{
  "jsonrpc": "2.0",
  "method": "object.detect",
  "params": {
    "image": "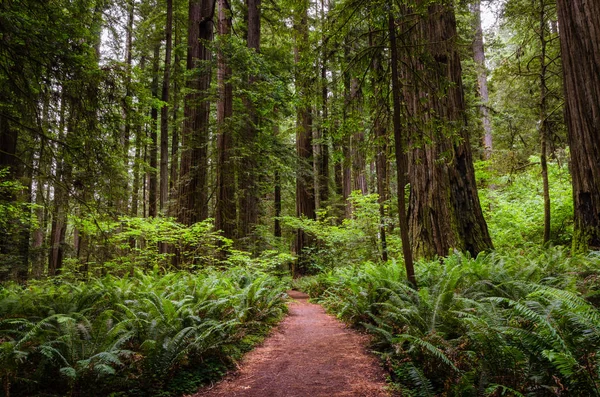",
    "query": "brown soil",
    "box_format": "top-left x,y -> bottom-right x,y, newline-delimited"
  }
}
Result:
192,290 -> 393,397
